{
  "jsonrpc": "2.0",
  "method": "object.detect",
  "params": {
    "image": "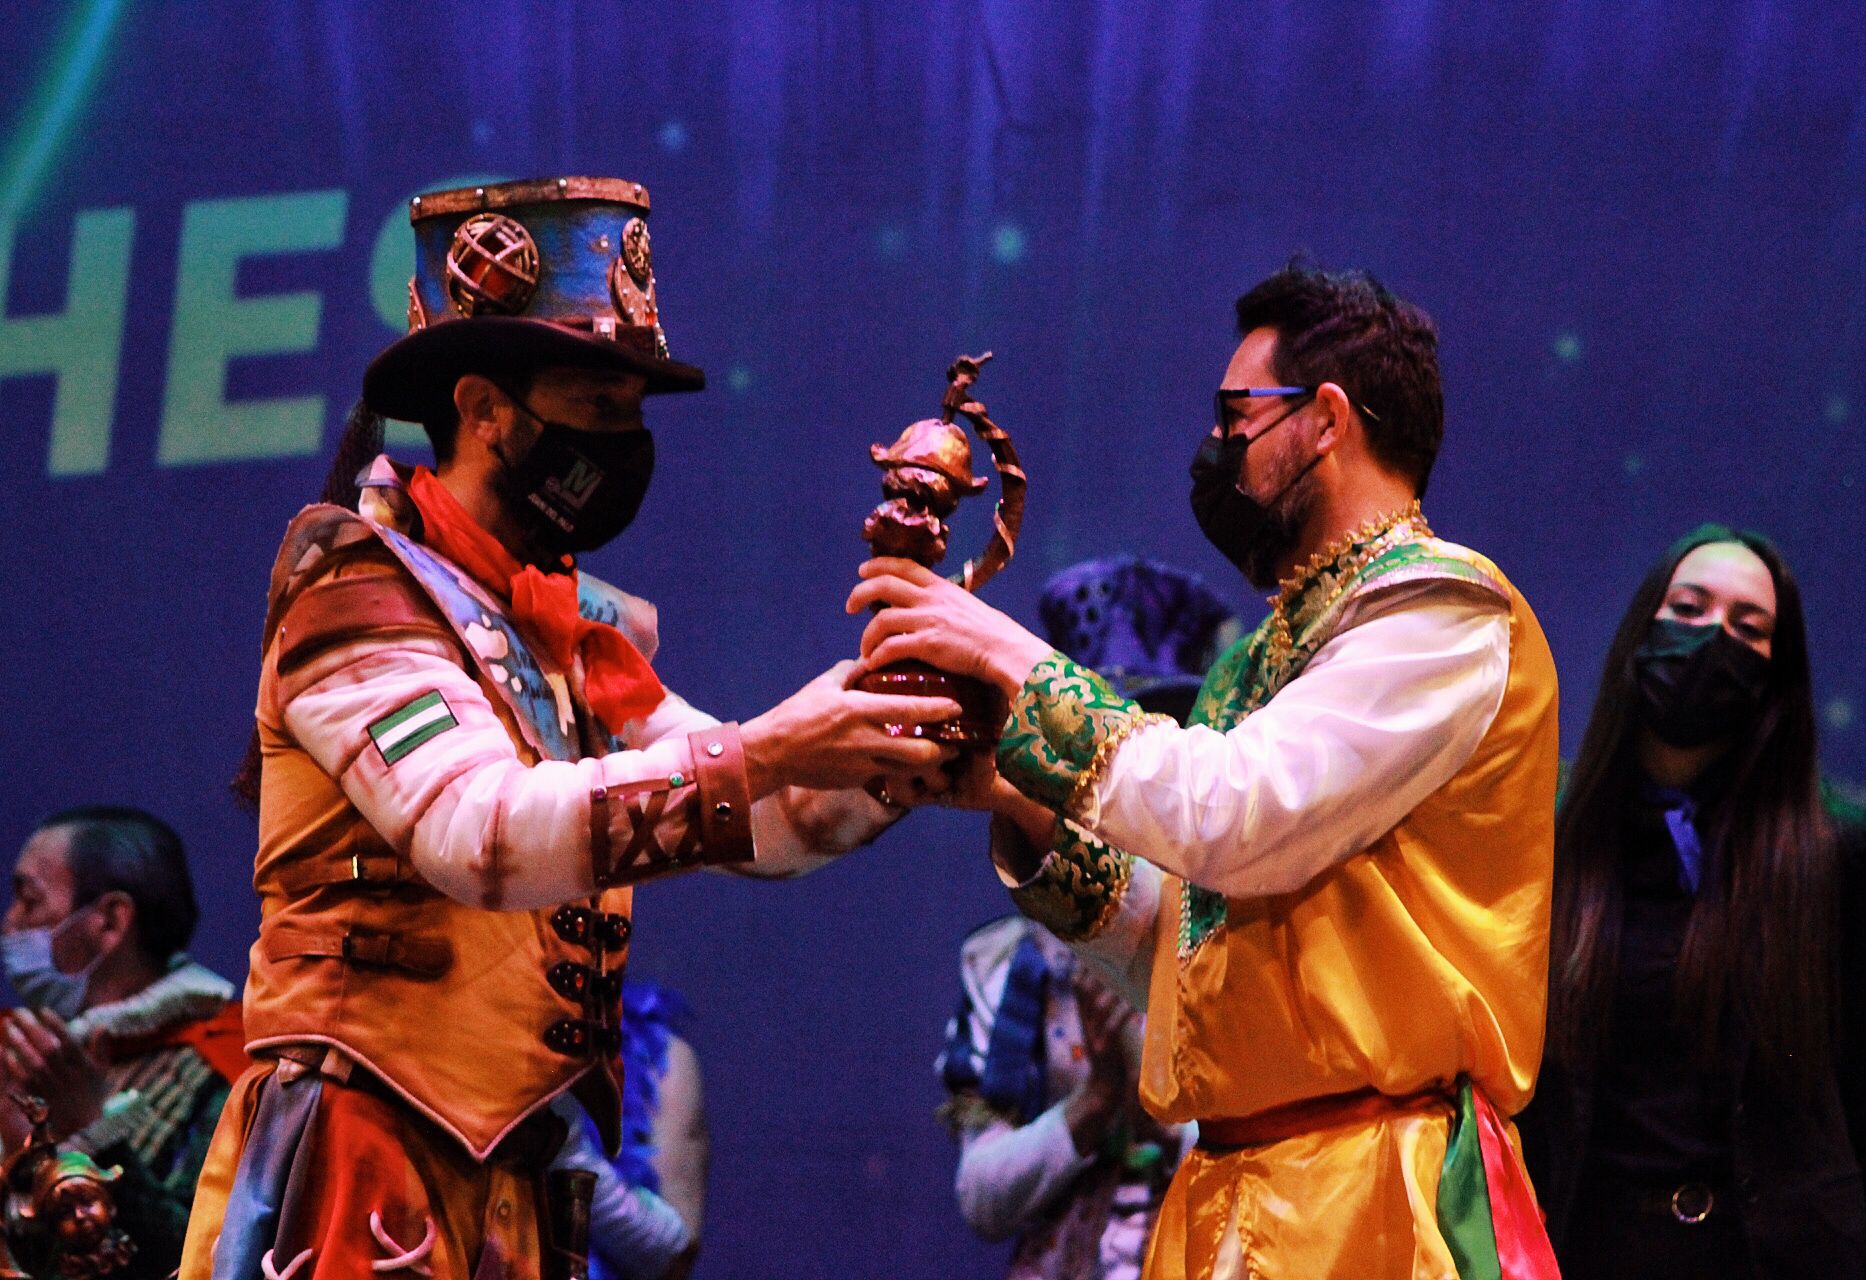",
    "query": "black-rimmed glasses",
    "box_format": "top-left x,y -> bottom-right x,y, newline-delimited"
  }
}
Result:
1214,385 -> 1382,436
1214,386 -> 1312,436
